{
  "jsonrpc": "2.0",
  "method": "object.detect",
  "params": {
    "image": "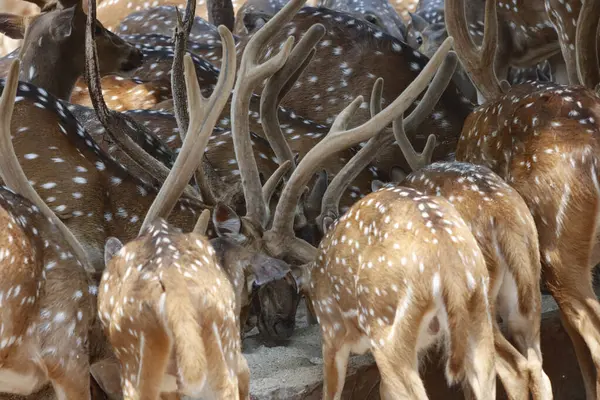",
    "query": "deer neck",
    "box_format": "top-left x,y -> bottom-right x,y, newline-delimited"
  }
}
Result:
19,49 -> 82,101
